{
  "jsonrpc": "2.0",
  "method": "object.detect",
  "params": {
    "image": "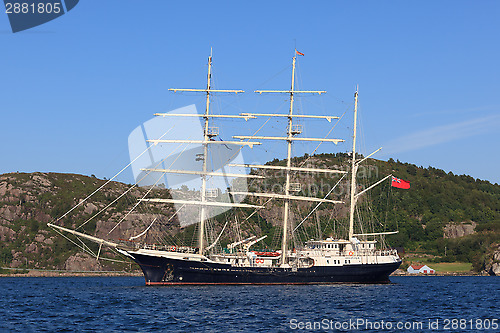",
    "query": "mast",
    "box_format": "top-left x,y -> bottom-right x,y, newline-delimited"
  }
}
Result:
348,88 -> 359,241
236,49 -> 339,266
47,51 -> 271,258
154,49 -> 252,255
198,51 -> 213,254
280,53 -> 296,265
